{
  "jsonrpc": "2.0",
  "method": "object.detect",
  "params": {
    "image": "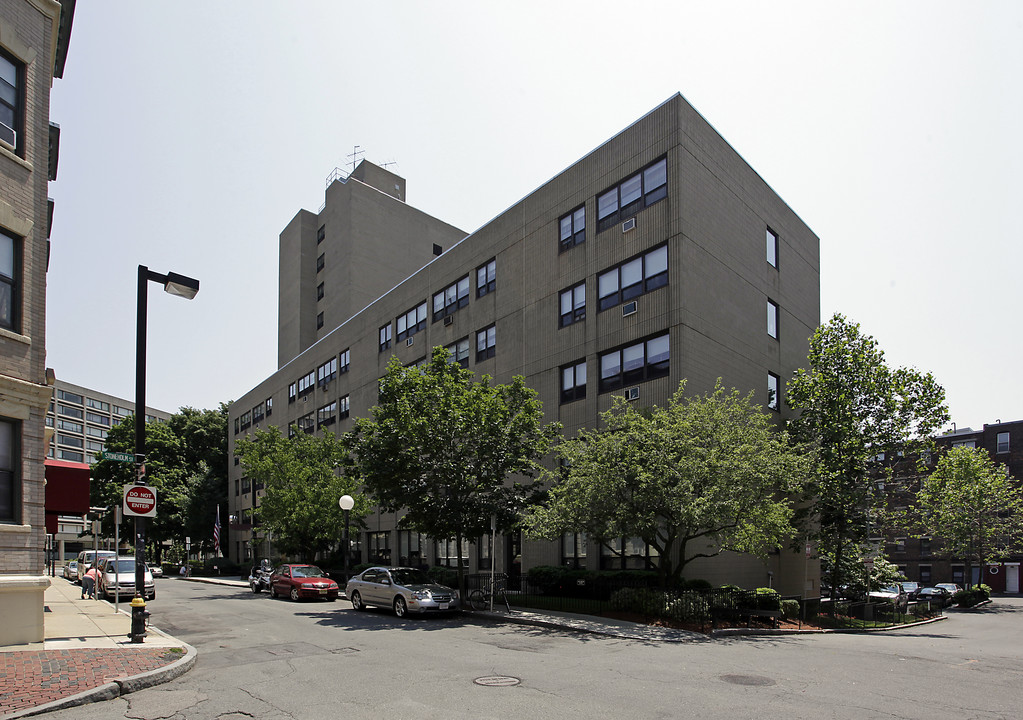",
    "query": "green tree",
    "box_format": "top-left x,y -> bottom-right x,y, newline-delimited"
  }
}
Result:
90,416 -> 188,564
916,446 -> 1023,587
168,405 -> 230,551
235,425 -> 367,562
525,381 -> 811,587
786,314 -> 948,604
347,347 -> 561,593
